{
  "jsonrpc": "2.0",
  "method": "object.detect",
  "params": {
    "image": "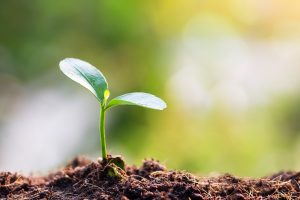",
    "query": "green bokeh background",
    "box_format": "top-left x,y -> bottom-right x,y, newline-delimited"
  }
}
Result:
1,0 -> 300,177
